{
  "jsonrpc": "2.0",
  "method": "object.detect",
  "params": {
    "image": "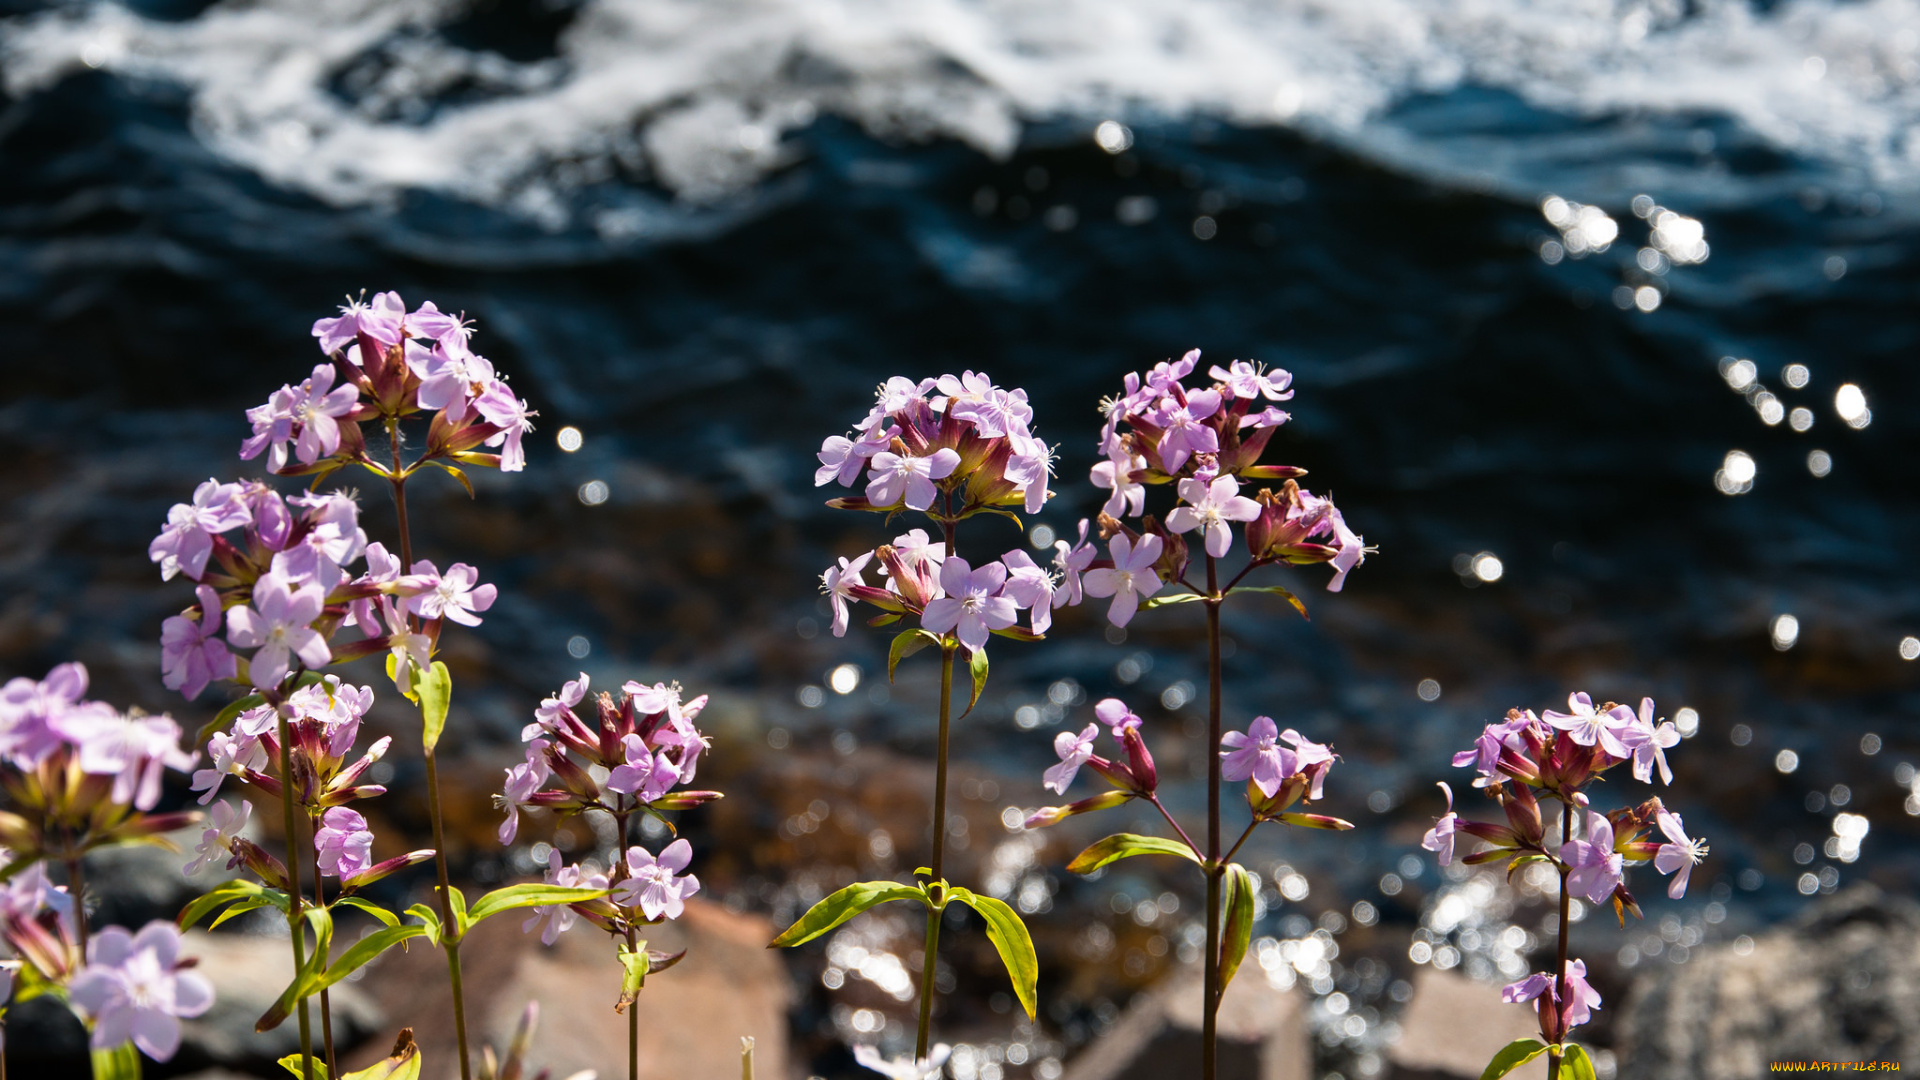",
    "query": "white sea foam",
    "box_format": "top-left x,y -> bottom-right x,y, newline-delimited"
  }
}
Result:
7,0 -> 1920,219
